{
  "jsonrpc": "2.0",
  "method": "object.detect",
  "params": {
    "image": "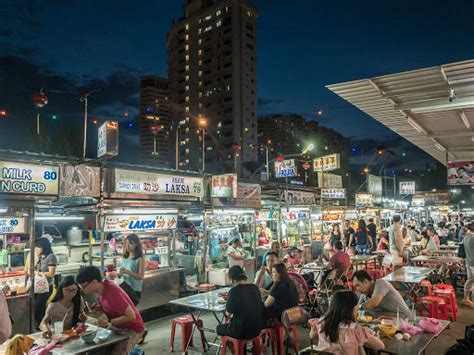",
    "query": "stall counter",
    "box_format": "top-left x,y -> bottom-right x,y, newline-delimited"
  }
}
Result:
138,267 -> 184,311
7,293 -> 31,334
